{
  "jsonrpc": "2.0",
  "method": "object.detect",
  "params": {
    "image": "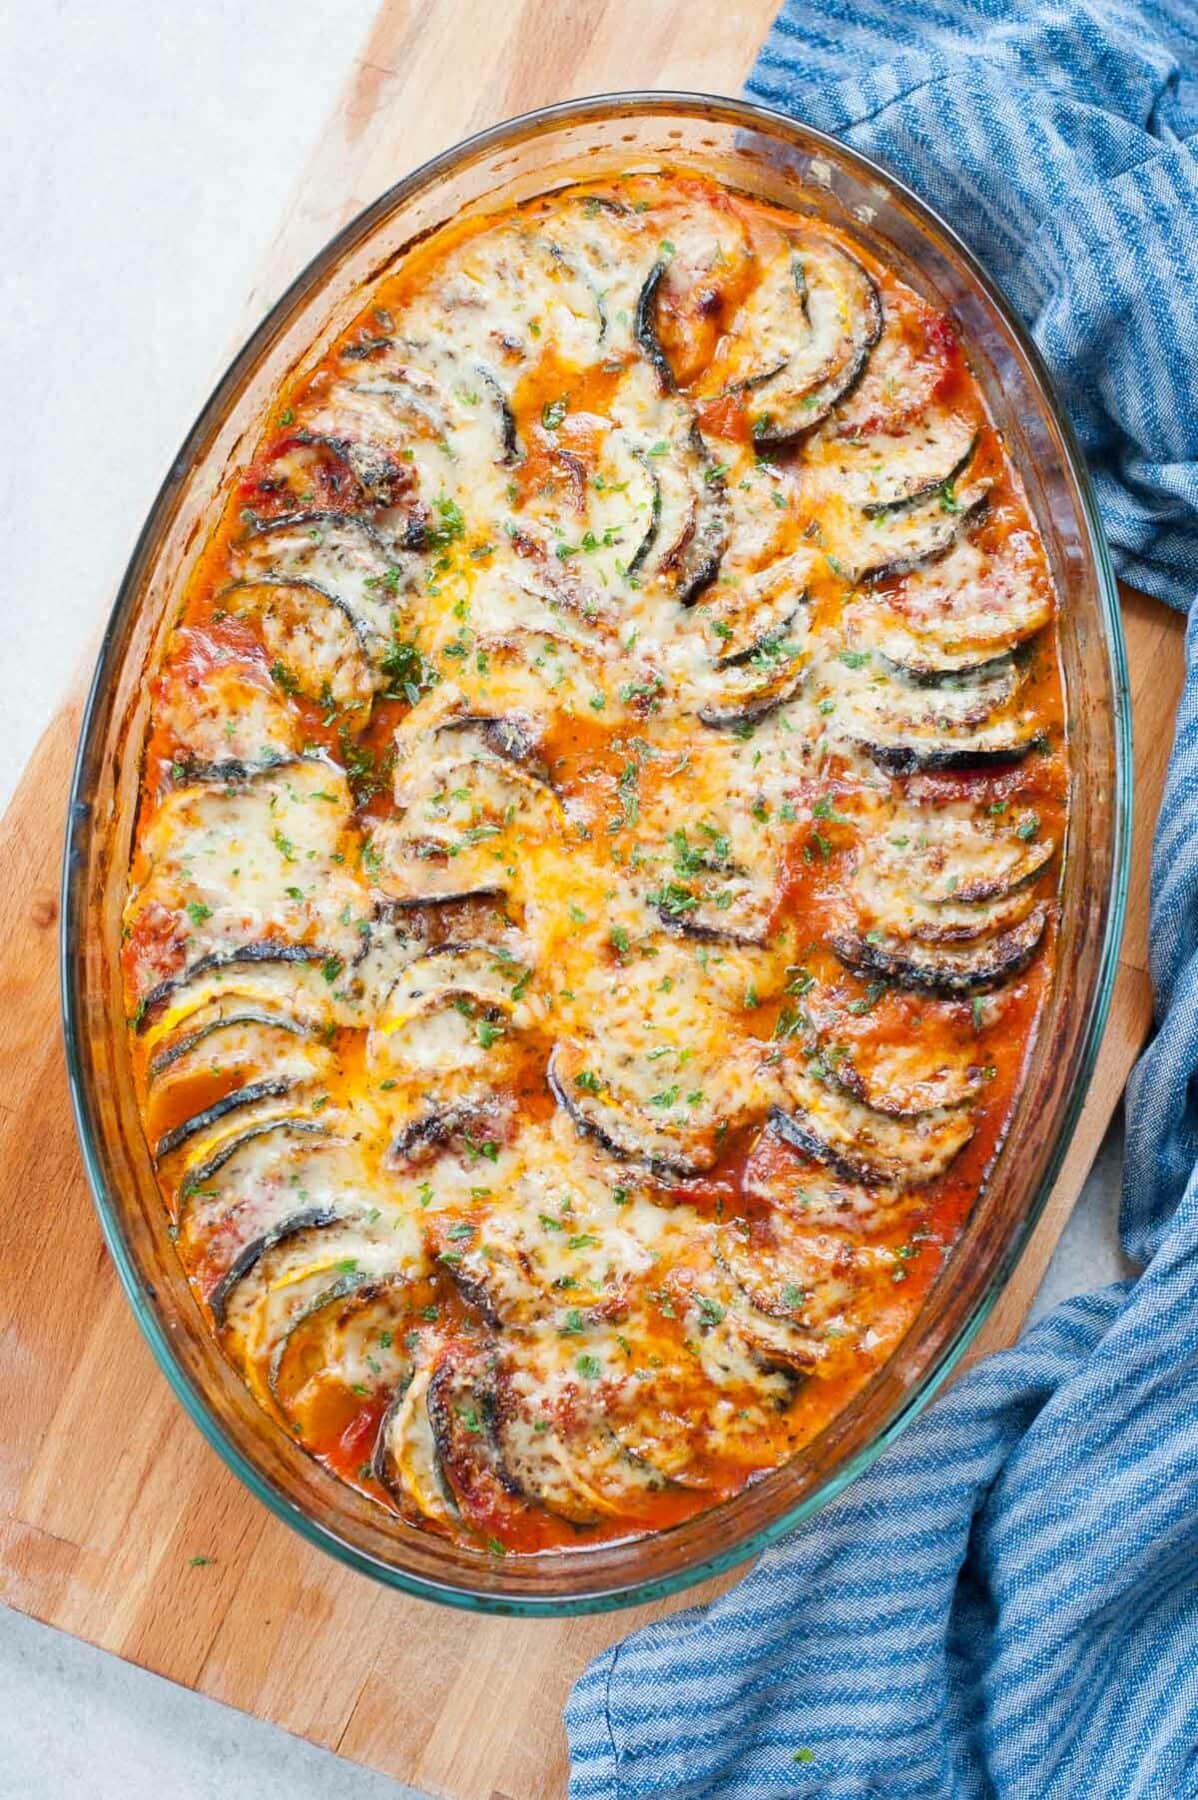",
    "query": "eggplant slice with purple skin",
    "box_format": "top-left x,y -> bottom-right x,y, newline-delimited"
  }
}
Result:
220,577 -> 377,705
425,1342 -> 522,1534
491,1357 -> 668,1526
547,1042 -> 715,1179
832,902 -> 1049,997
770,1060 -> 974,1188
230,510 -> 414,651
